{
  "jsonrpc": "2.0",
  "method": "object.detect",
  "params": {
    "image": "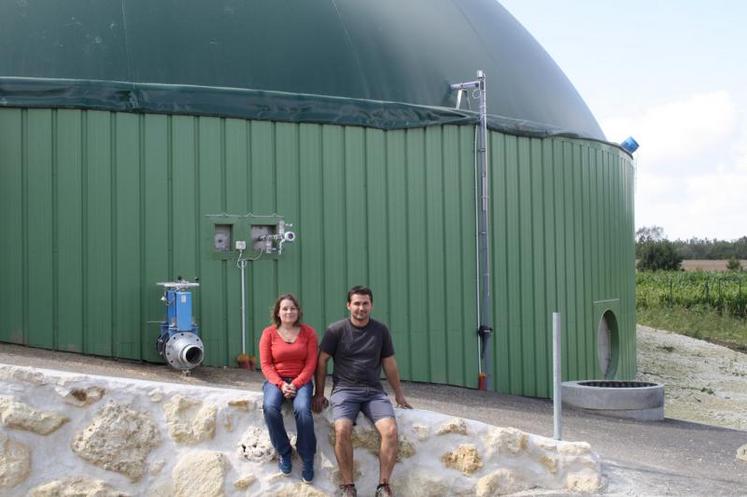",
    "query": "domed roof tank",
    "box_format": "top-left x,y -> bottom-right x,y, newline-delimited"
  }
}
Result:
0,0 -> 604,140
